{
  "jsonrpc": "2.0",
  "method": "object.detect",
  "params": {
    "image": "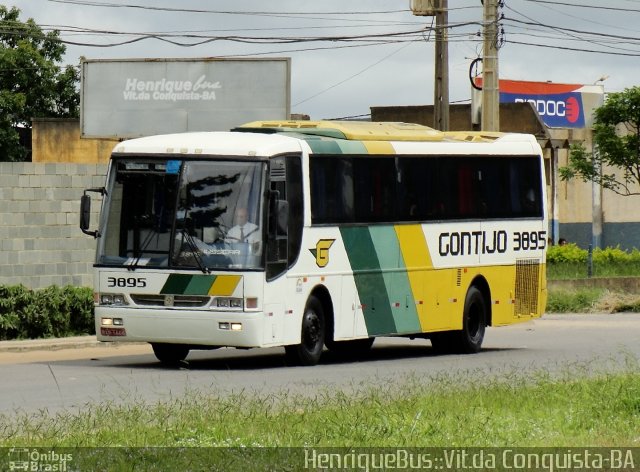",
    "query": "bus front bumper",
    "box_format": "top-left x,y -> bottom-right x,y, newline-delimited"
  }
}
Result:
95,306 -> 267,348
